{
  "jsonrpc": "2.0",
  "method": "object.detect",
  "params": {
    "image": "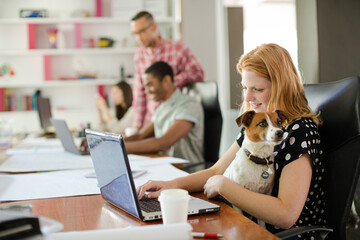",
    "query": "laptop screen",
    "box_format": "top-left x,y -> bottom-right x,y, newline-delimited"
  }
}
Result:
85,130 -> 142,219
37,97 -> 52,130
